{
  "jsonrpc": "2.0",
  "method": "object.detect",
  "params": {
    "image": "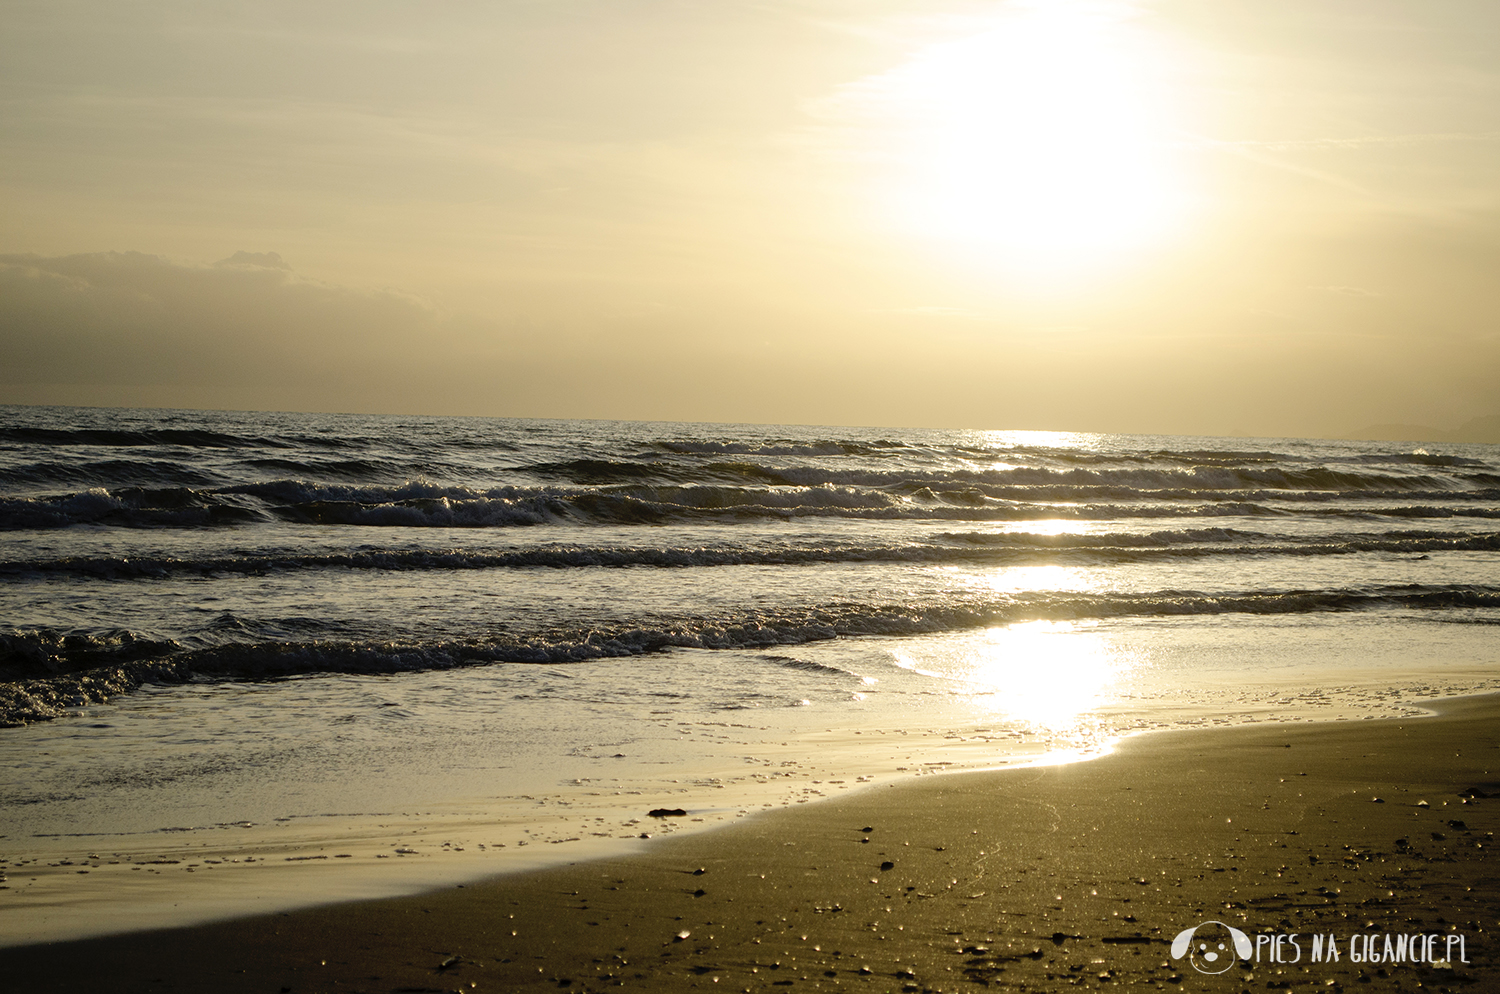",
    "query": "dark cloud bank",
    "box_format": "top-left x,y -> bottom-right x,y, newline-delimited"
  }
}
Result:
0,250 -> 481,415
